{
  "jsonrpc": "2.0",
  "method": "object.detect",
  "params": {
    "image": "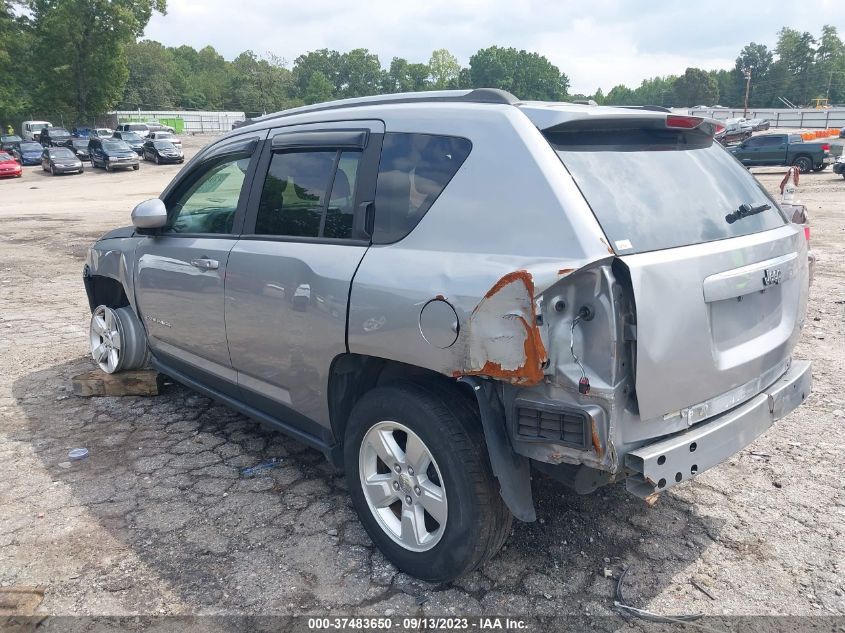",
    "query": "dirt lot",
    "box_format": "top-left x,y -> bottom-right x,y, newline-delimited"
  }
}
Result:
0,134 -> 843,627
